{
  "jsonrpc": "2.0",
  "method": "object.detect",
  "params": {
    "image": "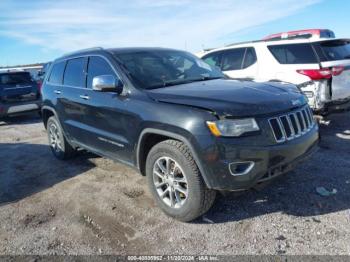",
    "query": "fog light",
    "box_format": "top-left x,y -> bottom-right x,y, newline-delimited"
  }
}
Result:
229,161 -> 255,176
